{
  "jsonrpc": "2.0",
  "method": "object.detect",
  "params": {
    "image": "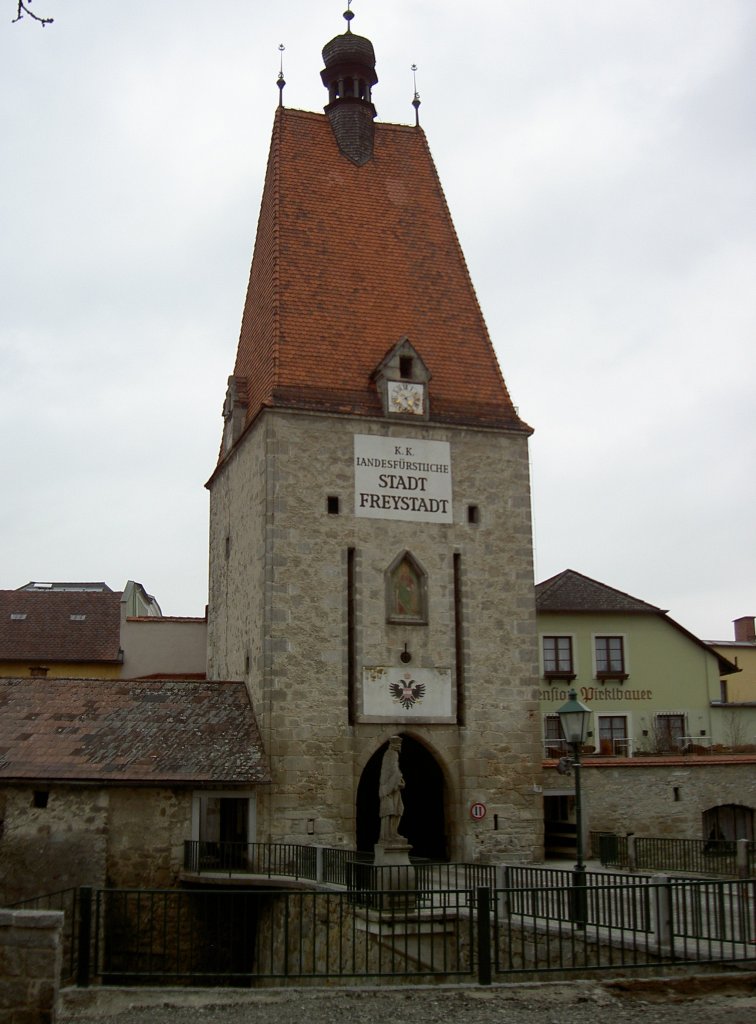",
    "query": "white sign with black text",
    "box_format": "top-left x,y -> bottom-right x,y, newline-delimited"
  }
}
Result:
354,435 -> 453,523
